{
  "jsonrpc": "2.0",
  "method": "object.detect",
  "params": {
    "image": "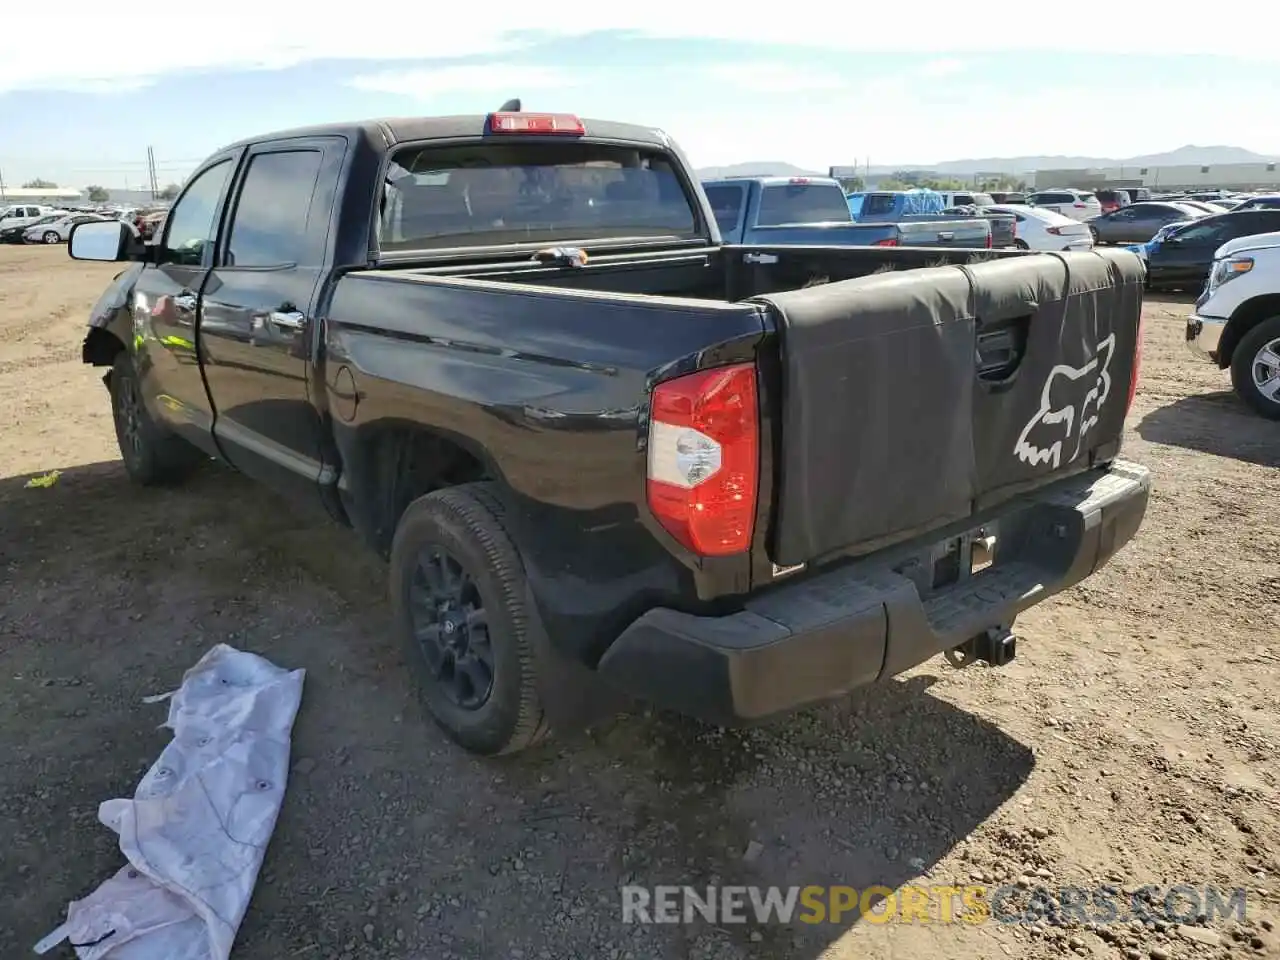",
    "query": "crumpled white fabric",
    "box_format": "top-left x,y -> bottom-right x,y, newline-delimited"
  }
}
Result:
35,644 -> 305,960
